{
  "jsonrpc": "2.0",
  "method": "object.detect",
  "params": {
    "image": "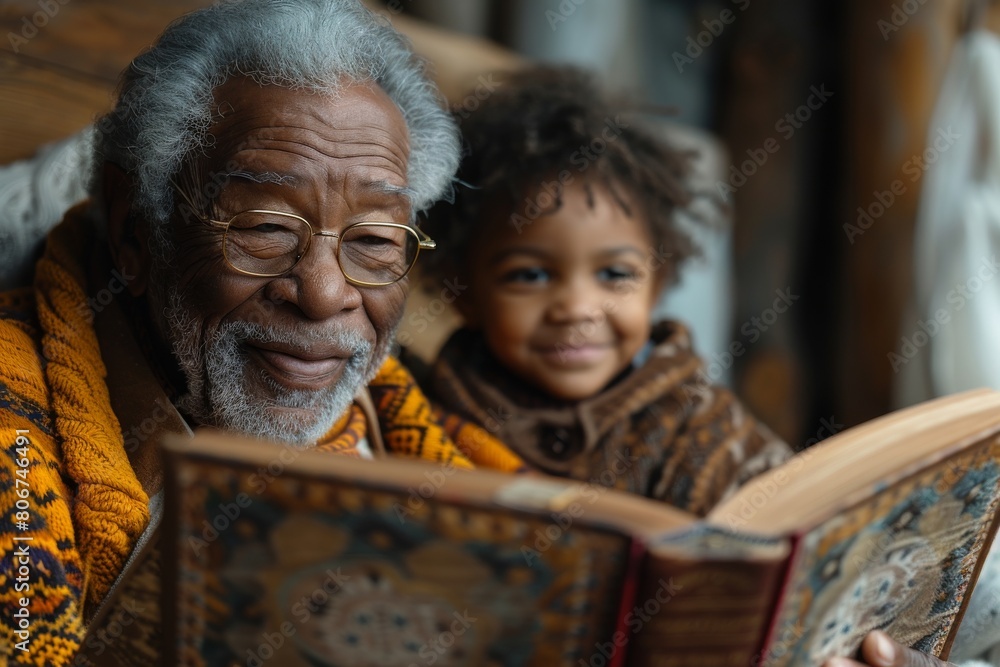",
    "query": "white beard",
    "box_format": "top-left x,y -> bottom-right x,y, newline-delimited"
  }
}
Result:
159,286 -> 391,447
